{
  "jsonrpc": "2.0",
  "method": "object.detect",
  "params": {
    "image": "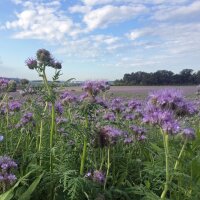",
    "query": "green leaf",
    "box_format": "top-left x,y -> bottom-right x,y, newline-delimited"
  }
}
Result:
0,171 -> 33,200
18,173 -> 44,200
